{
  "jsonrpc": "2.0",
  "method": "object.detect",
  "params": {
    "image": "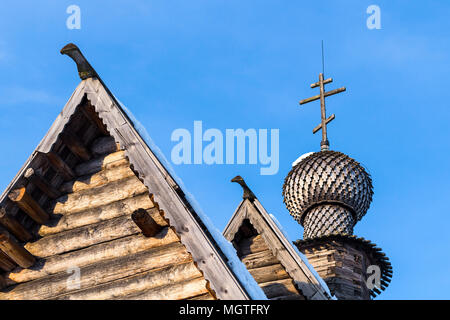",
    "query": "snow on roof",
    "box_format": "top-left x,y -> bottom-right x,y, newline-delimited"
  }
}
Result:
117,100 -> 267,300
292,152 -> 314,167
